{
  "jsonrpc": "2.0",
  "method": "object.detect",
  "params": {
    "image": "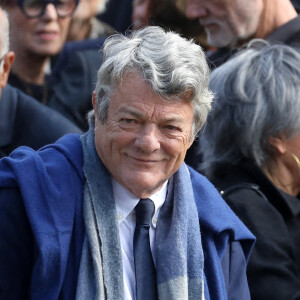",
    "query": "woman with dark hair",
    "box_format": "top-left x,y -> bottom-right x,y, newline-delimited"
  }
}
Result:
199,41 -> 300,299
